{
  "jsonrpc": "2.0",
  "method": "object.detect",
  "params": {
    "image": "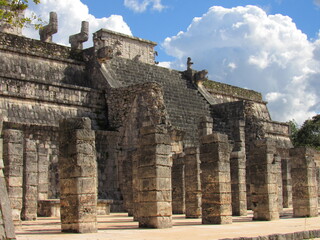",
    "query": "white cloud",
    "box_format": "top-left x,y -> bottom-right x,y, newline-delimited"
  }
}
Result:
314,0 -> 320,7
23,0 -> 132,48
158,61 -> 171,68
162,5 -> 320,124
124,0 -> 165,13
